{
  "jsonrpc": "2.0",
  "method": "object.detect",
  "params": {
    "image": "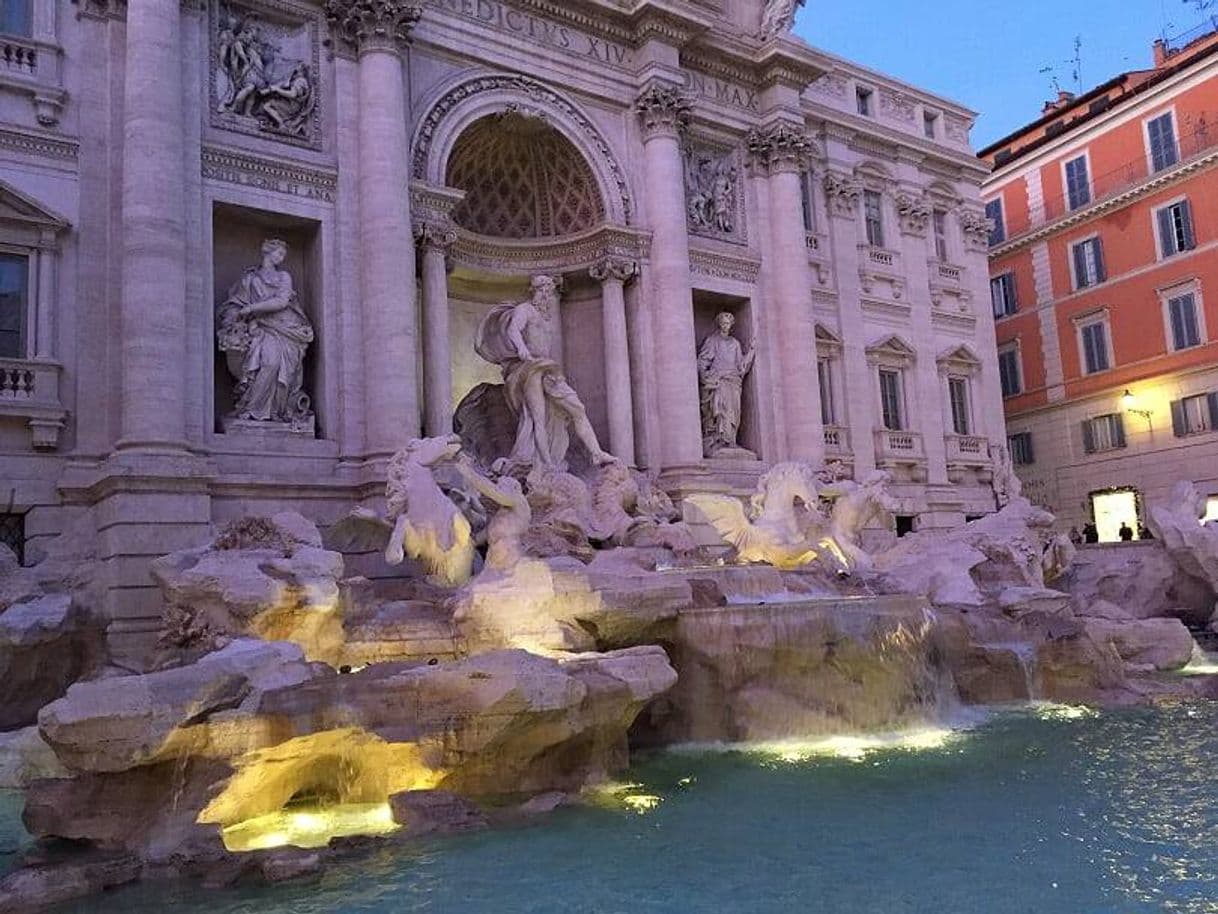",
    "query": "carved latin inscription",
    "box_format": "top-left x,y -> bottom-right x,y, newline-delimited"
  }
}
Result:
431,0 -> 632,67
